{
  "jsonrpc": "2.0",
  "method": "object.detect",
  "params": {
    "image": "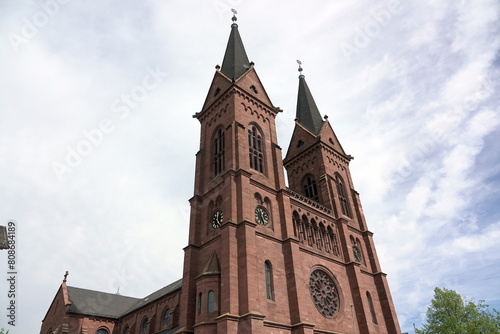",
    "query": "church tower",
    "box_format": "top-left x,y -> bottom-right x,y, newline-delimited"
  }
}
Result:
177,14 -> 401,334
